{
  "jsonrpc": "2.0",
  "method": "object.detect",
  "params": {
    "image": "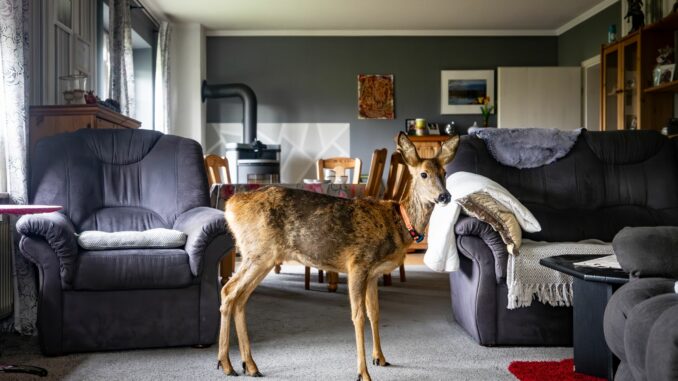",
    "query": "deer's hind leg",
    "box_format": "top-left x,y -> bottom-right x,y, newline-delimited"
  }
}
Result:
218,269 -> 243,376
218,257 -> 274,376
348,267 -> 371,381
366,276 -> 389,367
233,258 -> 273,377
